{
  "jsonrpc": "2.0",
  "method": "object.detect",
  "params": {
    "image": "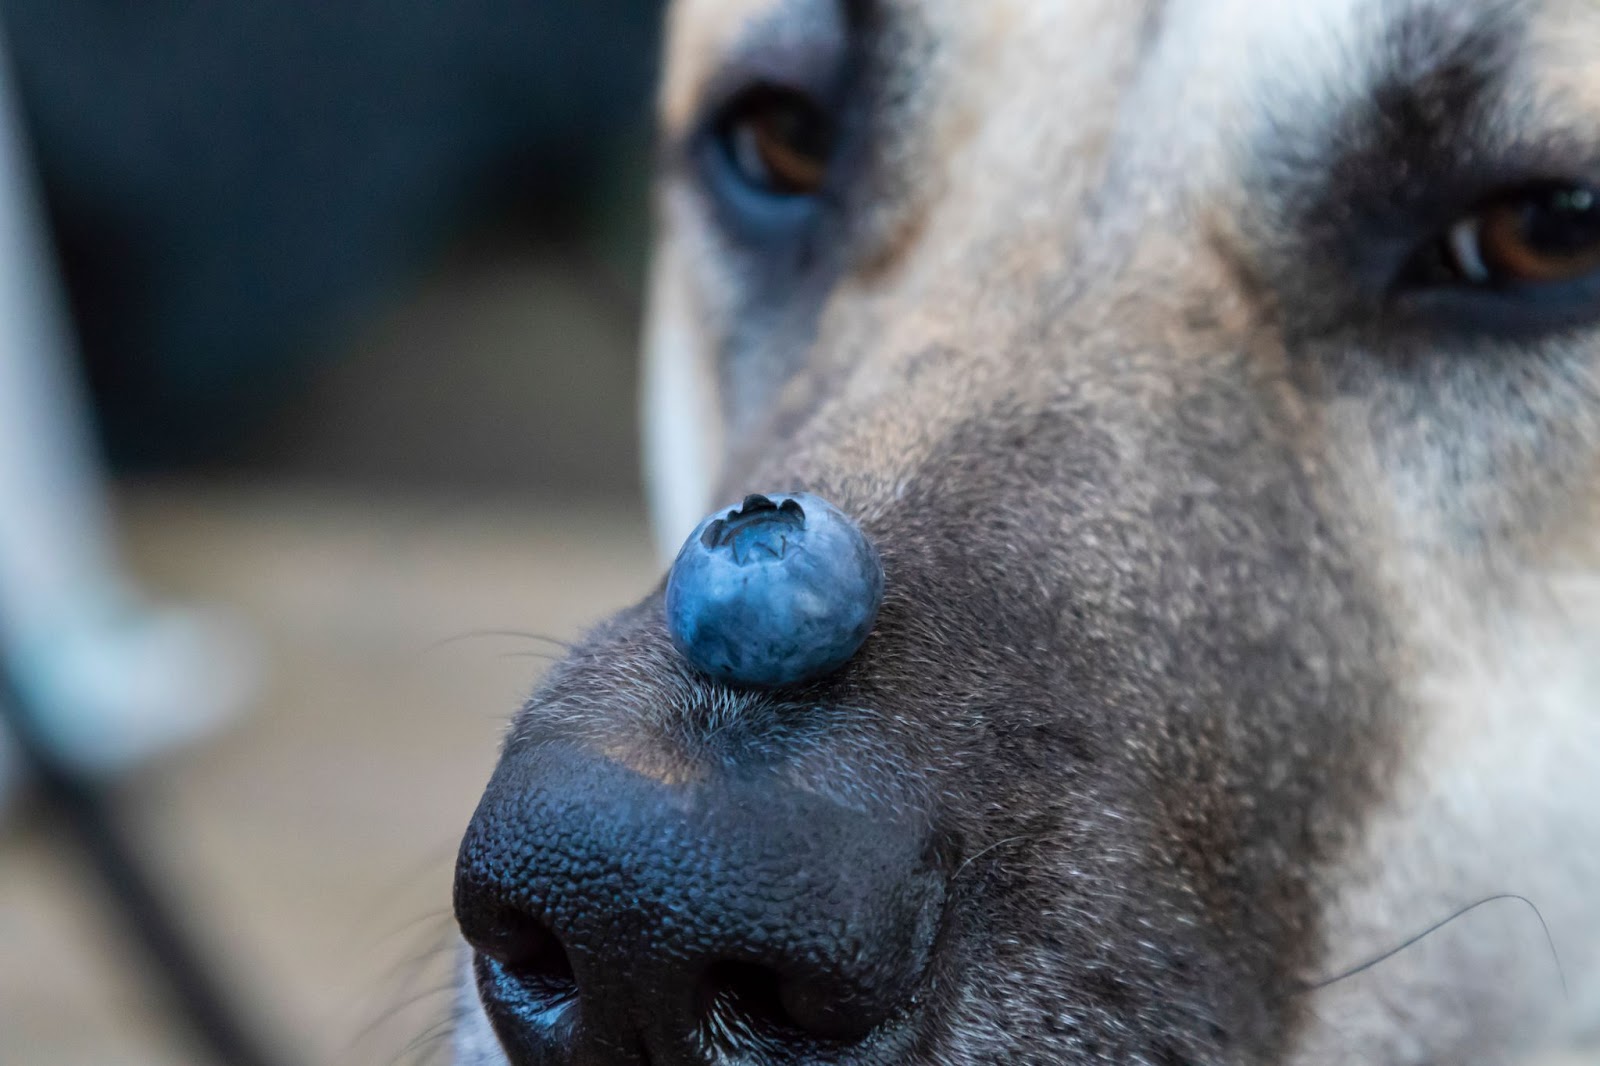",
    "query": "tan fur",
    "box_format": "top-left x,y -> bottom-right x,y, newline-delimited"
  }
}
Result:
455,2 -> 1600,1062
660,0 -> 788,131
1525,0 -> 1600,115
651,0 -> 1600,1058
